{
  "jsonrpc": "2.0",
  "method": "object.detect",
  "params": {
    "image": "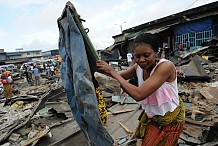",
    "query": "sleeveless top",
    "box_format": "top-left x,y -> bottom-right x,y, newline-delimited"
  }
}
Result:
136,59 -> 179,118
